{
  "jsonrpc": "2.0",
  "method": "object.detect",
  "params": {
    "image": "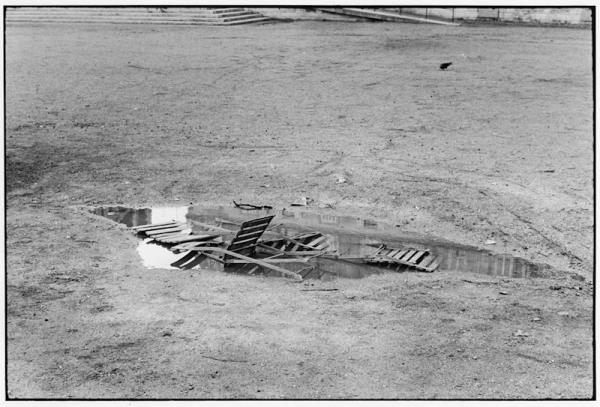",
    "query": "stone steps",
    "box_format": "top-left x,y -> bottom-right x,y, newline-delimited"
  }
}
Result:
5,7 -> 272,26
